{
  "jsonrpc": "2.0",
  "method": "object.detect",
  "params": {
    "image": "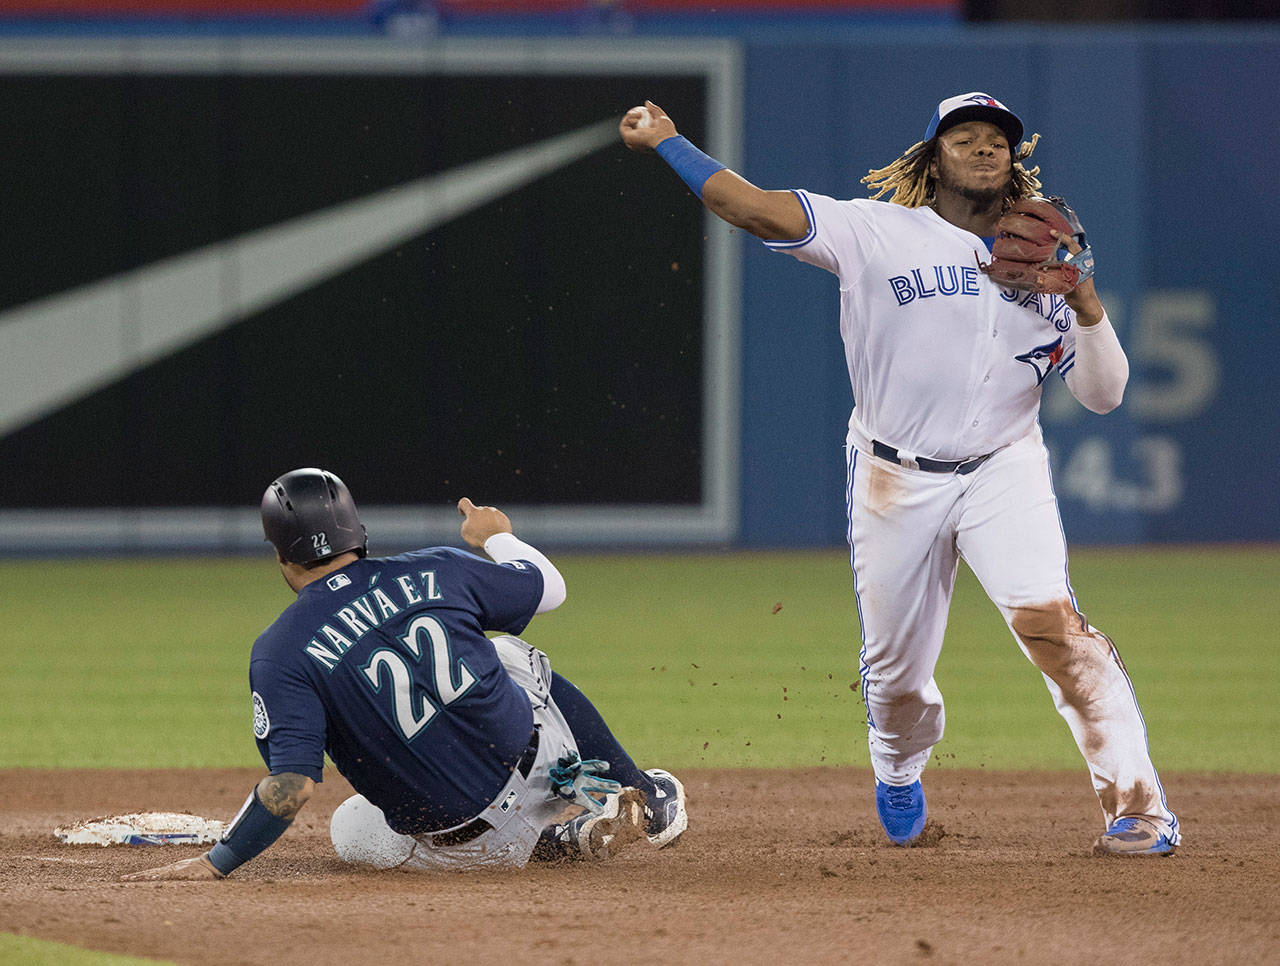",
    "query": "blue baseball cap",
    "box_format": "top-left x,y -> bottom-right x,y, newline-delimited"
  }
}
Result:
924,92 -> 1023,147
